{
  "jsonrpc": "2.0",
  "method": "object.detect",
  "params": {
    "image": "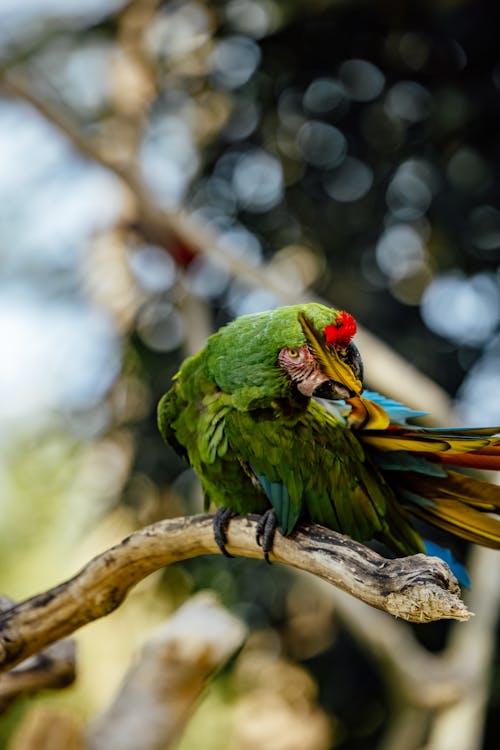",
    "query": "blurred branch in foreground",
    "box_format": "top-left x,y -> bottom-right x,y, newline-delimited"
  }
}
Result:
87,592 -> 247,750
8,593 -> 246,750
0,596 -> 76,713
